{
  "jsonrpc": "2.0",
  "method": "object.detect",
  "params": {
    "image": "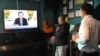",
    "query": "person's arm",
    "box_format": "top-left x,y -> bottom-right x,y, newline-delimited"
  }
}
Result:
25,19 -> 28,25
75,19 -> 89,44
24,18 -> 28,25
14,19 -> 17,24
14,18 -> 19,25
